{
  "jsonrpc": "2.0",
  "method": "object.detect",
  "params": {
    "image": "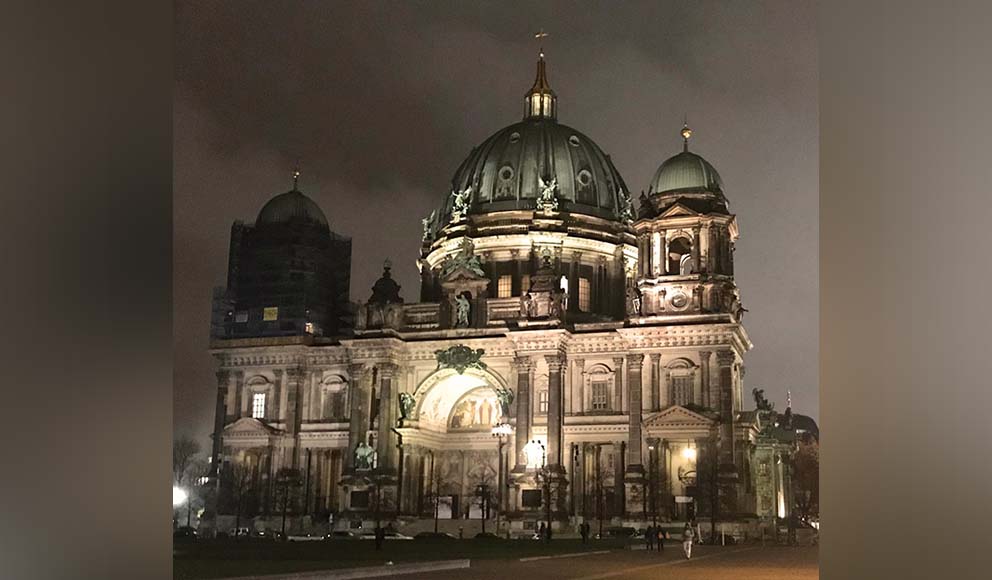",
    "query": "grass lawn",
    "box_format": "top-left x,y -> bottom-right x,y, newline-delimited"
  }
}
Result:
173,538 -> 631,579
